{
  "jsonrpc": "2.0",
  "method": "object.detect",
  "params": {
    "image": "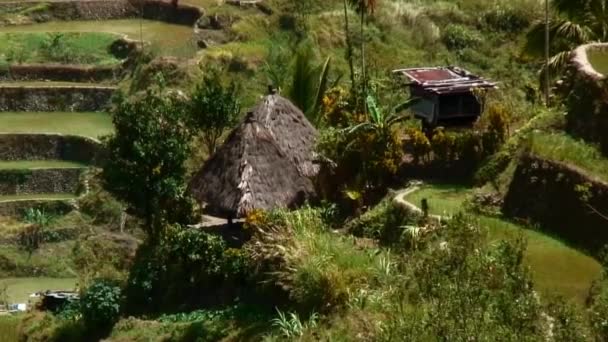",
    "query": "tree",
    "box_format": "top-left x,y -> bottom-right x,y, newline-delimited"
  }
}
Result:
190,68 -> 241,155
526,0 -> 608,85
102,81 -> 194,242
